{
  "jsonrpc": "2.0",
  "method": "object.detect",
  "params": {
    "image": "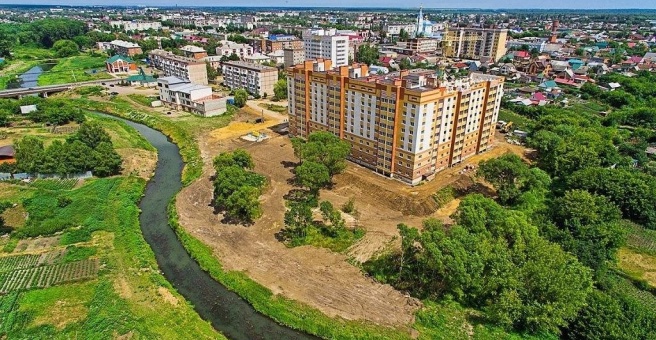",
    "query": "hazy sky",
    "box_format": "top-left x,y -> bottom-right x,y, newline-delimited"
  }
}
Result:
0,0 -> 655,9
